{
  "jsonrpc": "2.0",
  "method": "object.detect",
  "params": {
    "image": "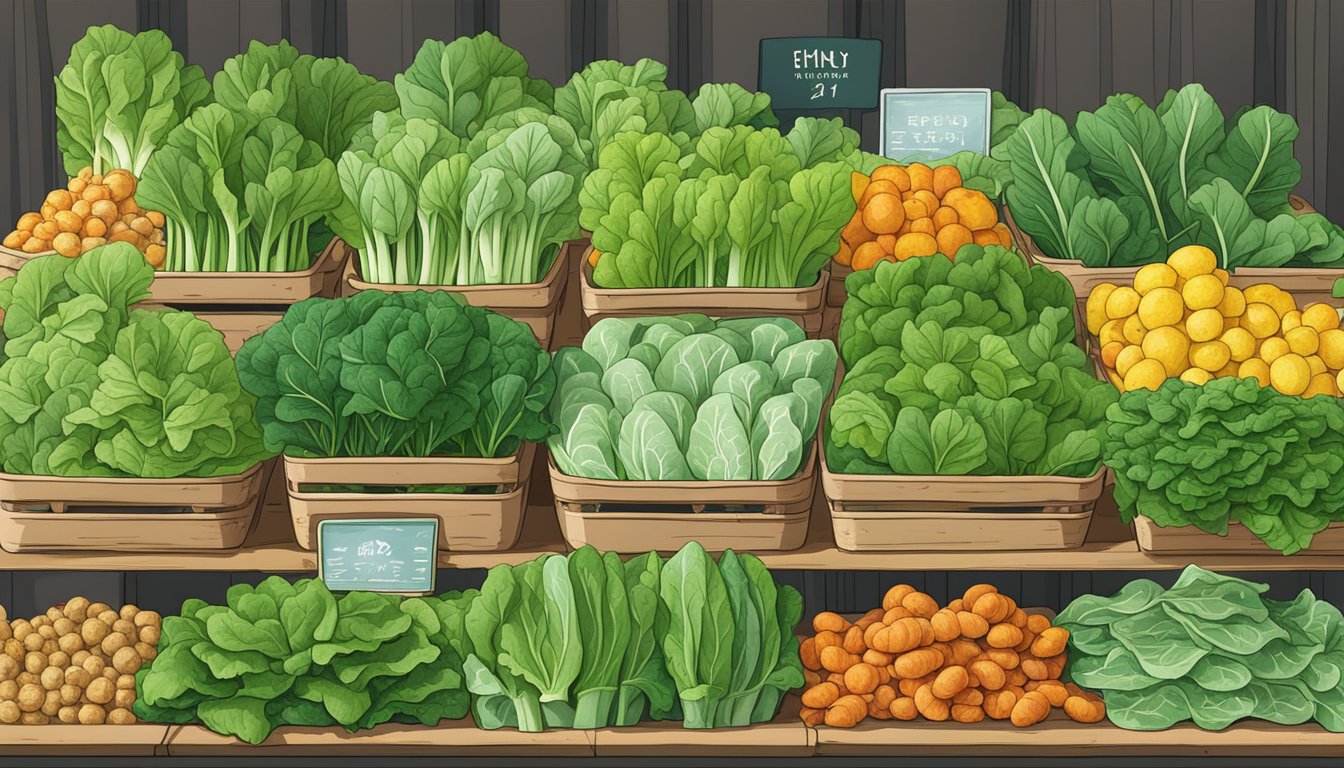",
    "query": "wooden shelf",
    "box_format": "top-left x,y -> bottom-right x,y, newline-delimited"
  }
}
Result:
0,724 -> 168,756
3,468 -> 1343,572
812,715 -> 1344,757
163,720 -> 594,757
